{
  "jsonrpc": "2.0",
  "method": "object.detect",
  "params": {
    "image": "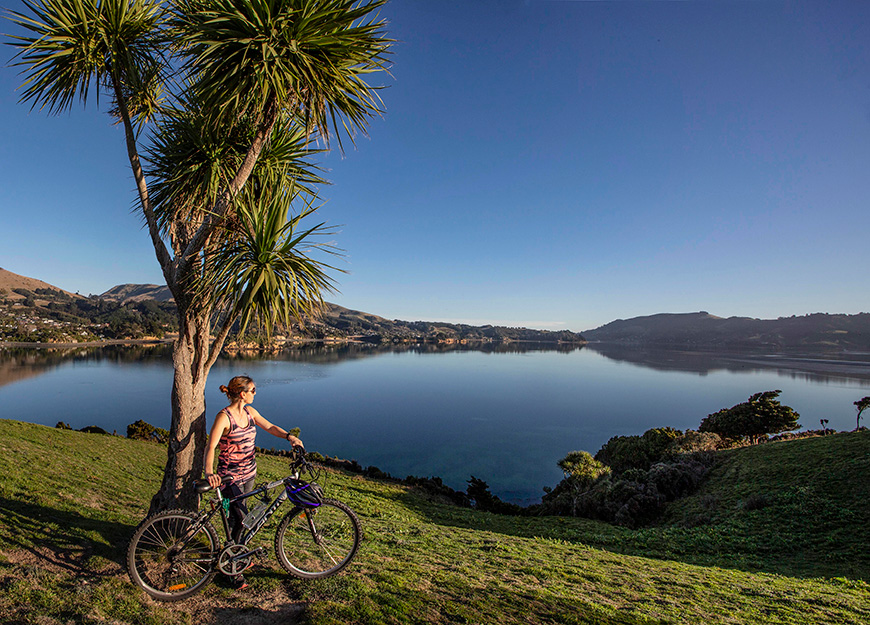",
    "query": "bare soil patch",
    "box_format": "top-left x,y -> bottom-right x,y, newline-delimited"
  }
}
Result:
0,547 -> 305,625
